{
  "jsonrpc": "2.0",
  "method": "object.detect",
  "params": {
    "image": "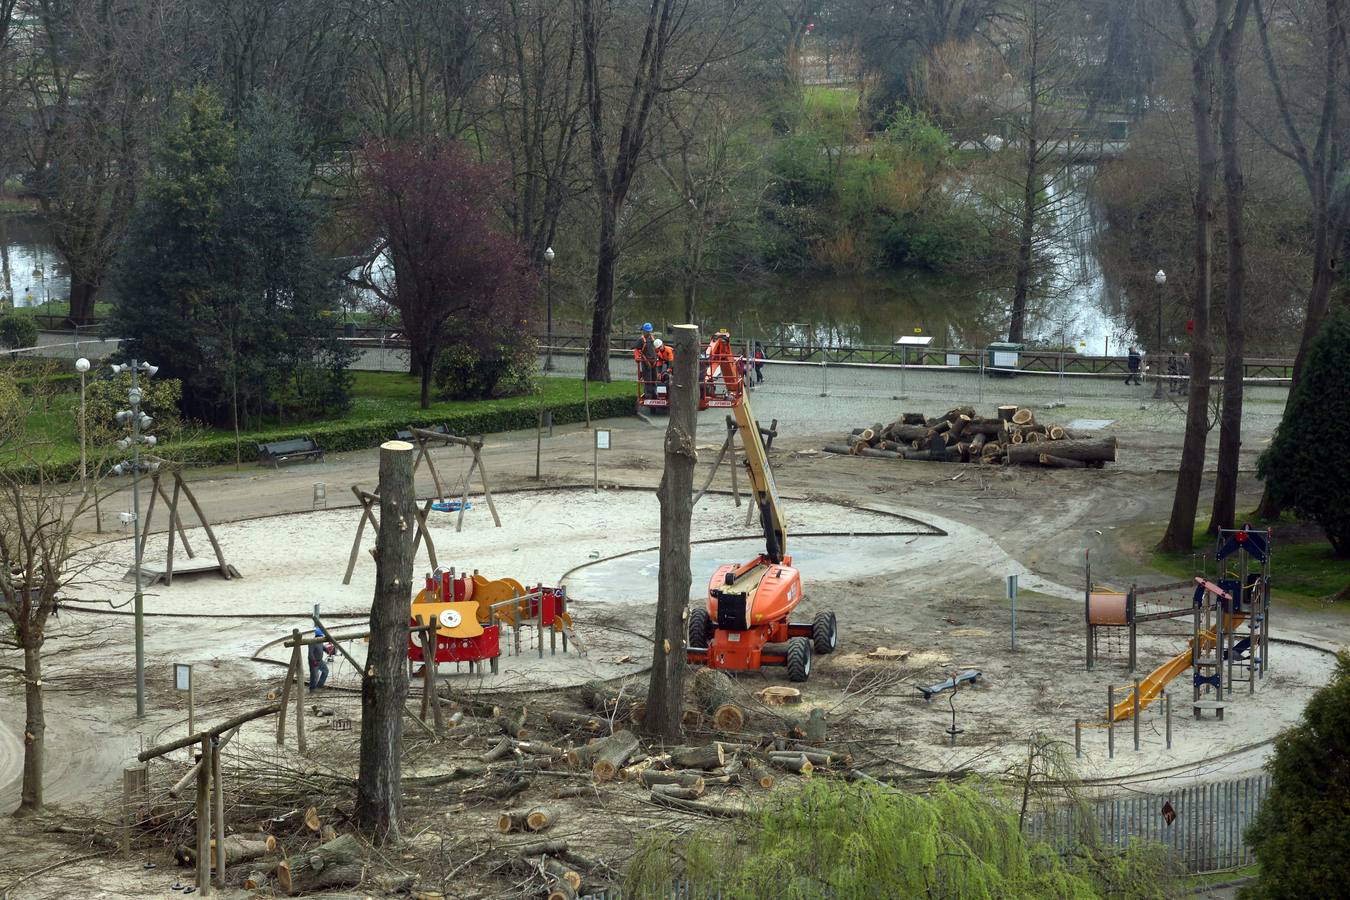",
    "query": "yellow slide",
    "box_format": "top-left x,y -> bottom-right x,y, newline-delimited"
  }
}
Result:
1111,614 -> 1245,721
